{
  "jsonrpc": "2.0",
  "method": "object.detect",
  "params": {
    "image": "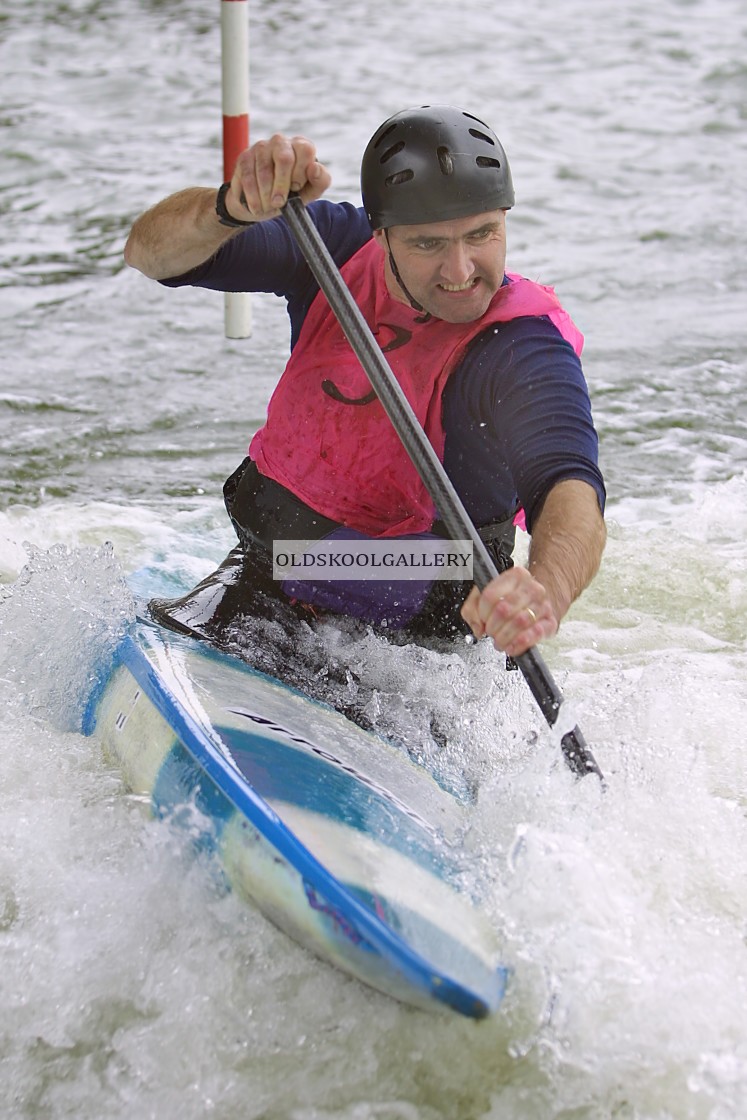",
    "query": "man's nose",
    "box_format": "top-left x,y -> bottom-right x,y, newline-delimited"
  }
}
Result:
440,241 -> 473,284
